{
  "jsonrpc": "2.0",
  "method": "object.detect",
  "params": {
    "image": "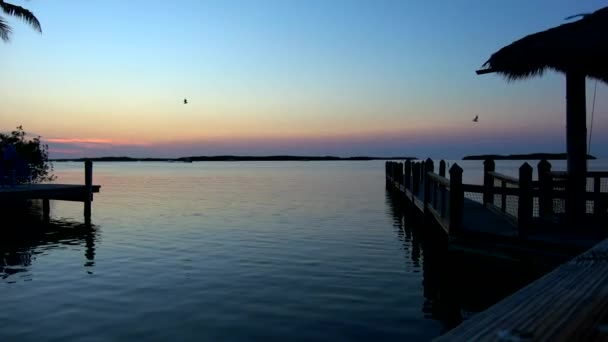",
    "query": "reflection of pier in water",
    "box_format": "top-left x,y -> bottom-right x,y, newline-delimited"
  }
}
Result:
385,190 -> 549,335
0,201 -> 98,282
